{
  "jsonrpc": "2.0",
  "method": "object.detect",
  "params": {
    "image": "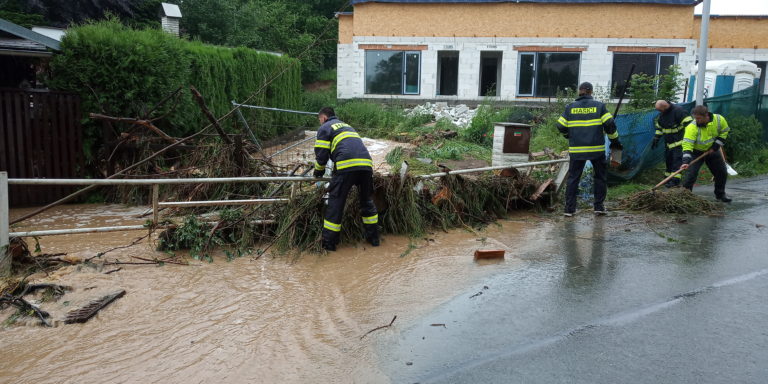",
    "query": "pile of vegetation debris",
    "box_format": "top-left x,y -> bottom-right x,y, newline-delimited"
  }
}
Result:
617,188 -> 723,215
159,171 -> 553,255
